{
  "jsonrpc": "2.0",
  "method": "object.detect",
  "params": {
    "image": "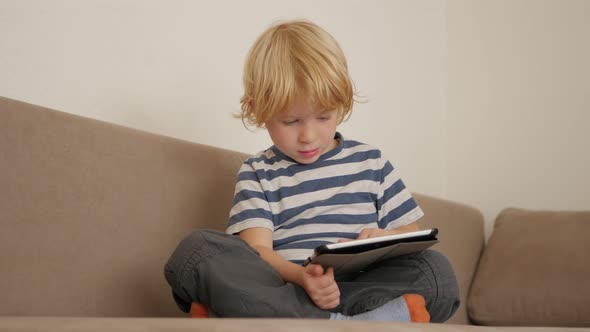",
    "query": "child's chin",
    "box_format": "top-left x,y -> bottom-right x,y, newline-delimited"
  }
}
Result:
295,157 -> 318,165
